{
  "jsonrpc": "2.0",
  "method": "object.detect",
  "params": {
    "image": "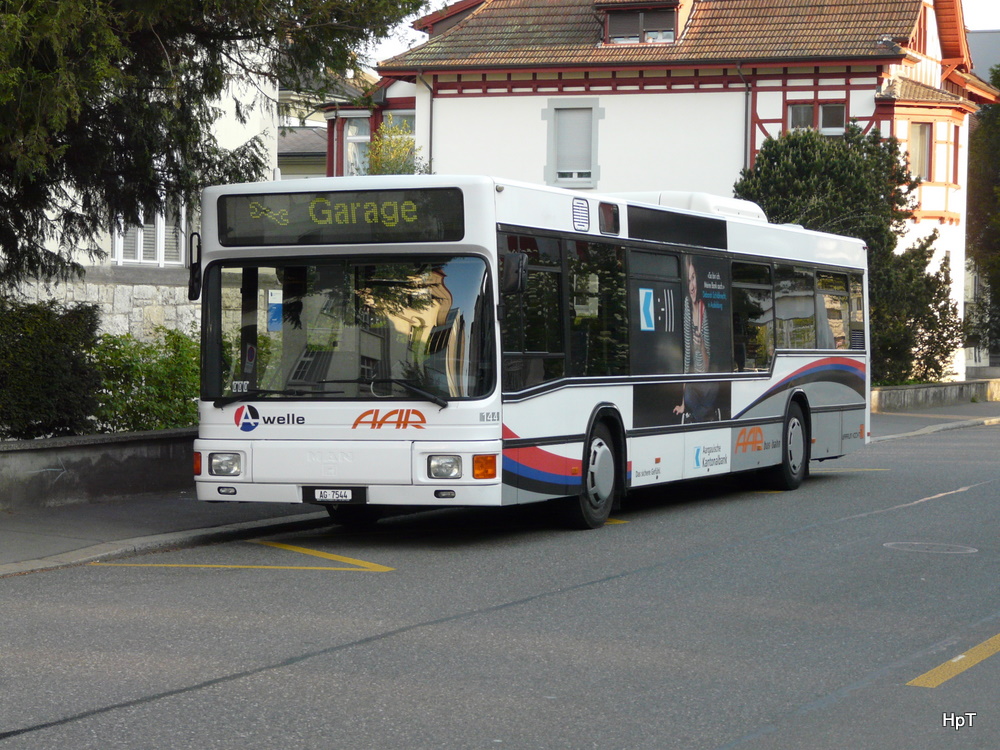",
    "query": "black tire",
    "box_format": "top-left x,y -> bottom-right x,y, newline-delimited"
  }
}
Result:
766,402 -> 809,490
559,423 -> 620,529
327,505 -> 381,527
